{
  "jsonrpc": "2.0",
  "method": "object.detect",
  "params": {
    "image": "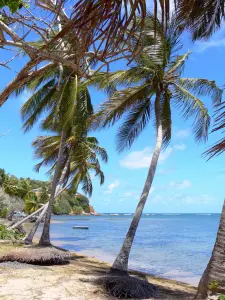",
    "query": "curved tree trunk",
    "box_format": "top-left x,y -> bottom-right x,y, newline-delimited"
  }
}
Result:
196,200 -> 225,299
111,93 -> 163,273
39,129 -> 67,246
24,204 -> 48,244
